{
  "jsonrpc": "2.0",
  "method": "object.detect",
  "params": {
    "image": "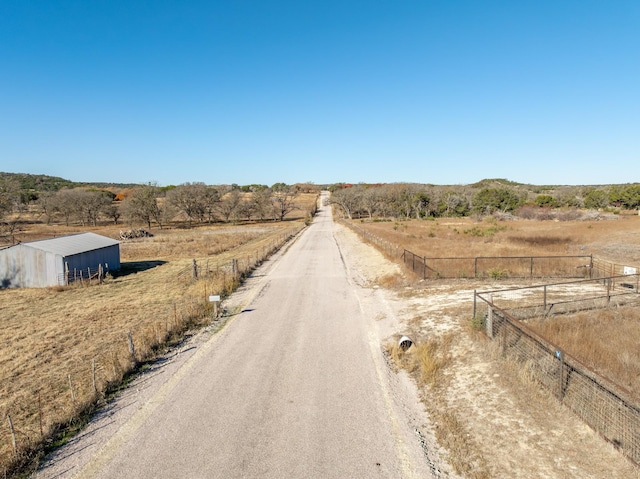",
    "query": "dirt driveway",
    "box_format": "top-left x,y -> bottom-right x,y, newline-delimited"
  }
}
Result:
332,223 -> 640,479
